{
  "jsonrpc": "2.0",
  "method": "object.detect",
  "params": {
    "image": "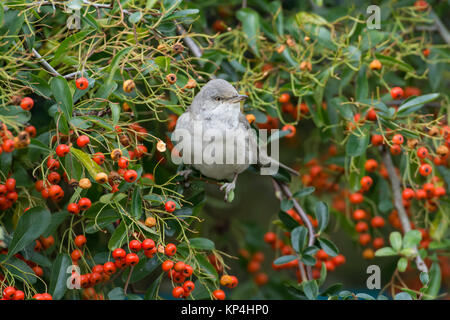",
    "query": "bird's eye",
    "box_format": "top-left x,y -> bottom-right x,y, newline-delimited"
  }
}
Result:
215,96 -> 221,101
